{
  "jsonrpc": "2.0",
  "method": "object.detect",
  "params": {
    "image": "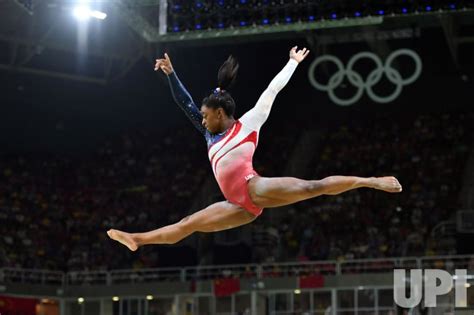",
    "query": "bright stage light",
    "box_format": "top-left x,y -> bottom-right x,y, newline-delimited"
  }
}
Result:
90,10 -> 107,20
73,6 -> 91,21
73,6 -> 107,21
